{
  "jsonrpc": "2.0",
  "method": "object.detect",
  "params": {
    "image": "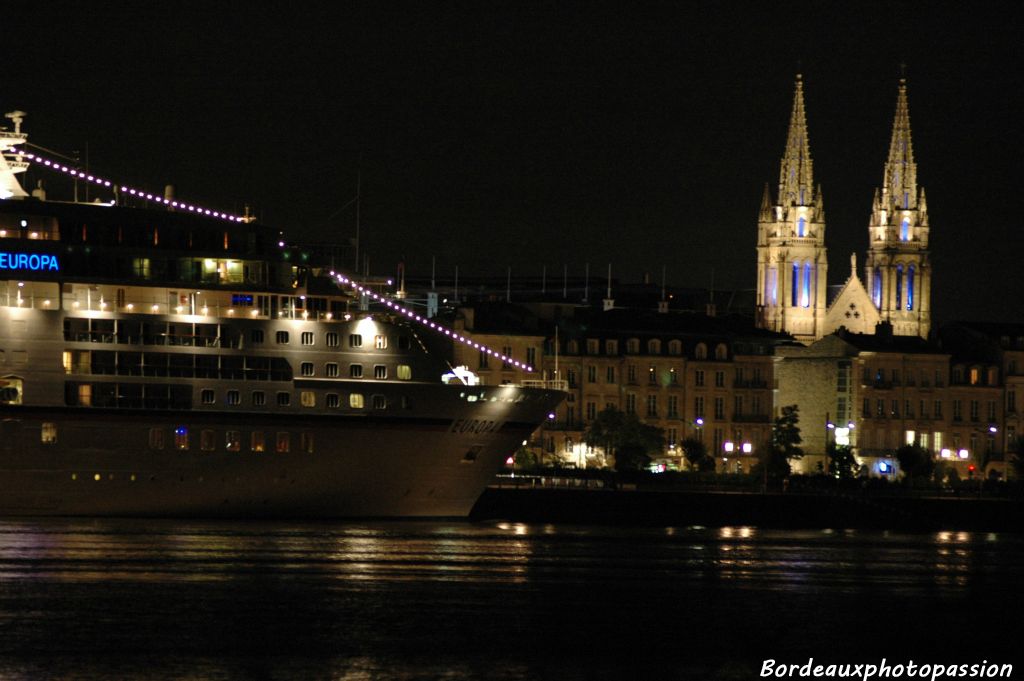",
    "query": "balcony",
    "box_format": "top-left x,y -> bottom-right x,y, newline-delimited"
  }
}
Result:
733,379 -> 768,389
